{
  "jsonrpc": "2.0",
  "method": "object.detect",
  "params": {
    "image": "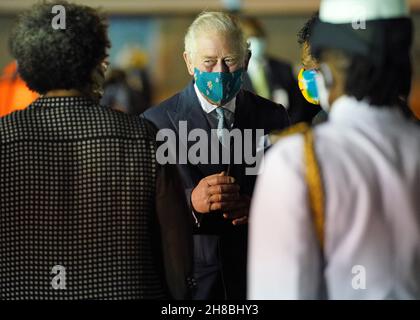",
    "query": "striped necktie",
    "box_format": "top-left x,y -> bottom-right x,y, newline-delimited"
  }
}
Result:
215,107 -> 227,146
